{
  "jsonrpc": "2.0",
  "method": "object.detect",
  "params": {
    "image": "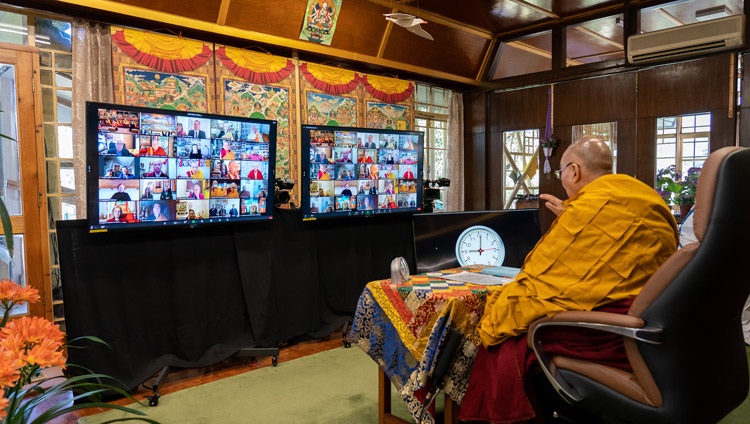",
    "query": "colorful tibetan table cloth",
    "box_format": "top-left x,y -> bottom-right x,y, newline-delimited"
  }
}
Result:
349,266 -> 495,423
